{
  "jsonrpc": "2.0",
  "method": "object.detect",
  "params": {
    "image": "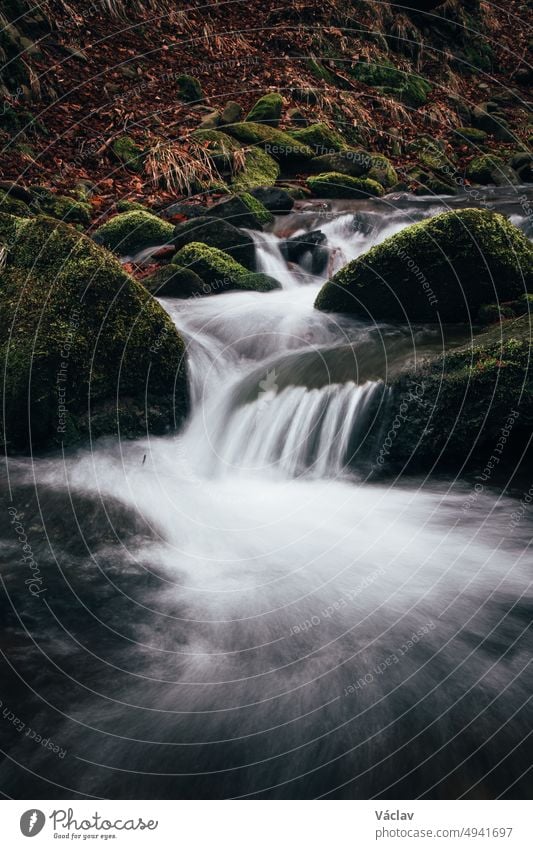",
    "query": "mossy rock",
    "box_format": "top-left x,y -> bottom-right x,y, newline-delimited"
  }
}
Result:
115,200 -> 152,213
223,122 -> 313,164
466,154 -> 517,186
377,315 -> 532,475
0,189 -> 31,217
208,192 -> 273,229
453,126 -> 488,146
0,214 -> 188,452
367,155 -> 398,188
198,111 -> 221,130
33,193 -> 92,226
315,208 -> 533,322
409,135 -> 456,178
231,148 -> 280,192
93,210 -> 174,255
306,172 -> 384,199
172,215 -> 256,268
289,122 -> 346,154
177,74 -> 203,103
111,136 -> 145,172
173,242 -> 281,293
142,264 -> 205,297
245,93 -> 283,126
309,149 -> 372,177
351,60 -> 431,107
